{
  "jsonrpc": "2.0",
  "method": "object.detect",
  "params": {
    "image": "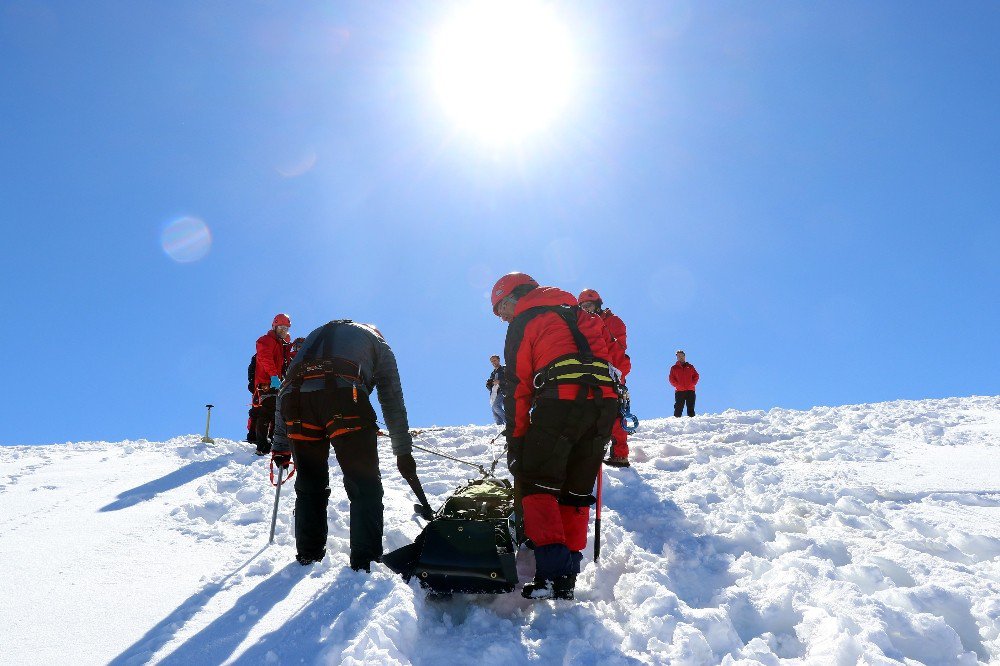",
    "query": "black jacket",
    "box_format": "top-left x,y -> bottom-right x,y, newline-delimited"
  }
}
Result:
486,366 -> 507,398
272,320 -> 412,455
